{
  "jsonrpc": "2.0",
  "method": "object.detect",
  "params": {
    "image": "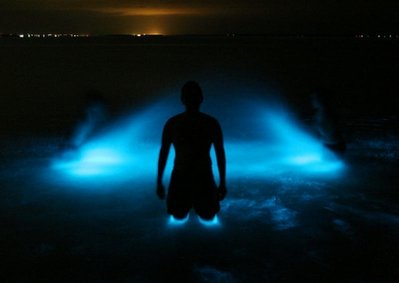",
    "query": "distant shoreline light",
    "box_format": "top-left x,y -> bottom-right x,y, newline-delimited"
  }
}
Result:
1,33 -> 398,40
0,33 -> 168,39
4,33 -> 90,39
132,33 -> 164,37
